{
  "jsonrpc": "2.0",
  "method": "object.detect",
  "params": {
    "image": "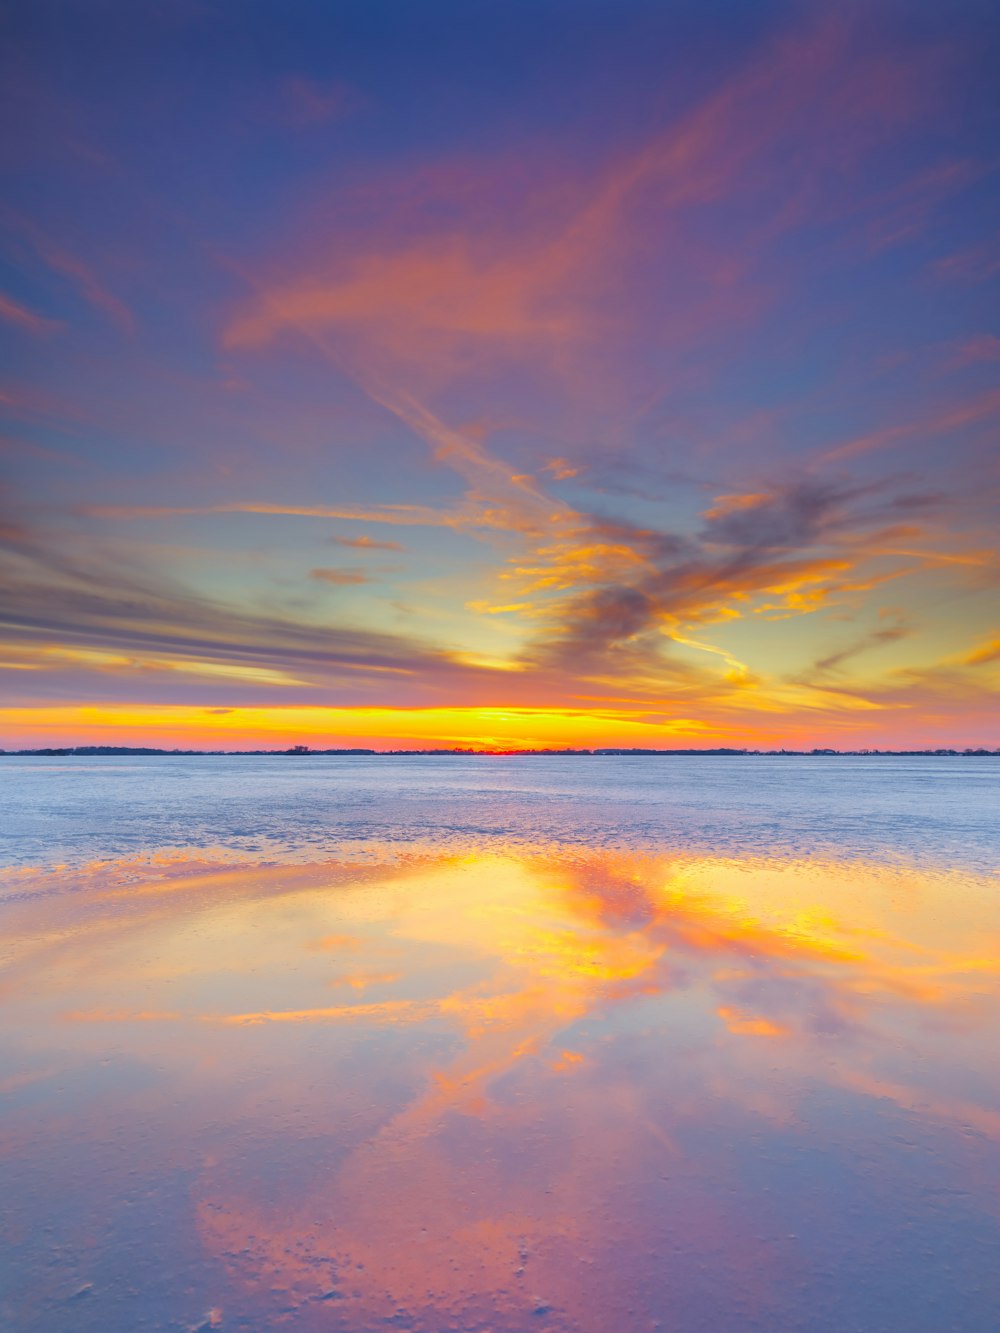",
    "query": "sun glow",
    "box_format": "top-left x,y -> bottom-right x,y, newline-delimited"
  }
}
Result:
0,703 -> 723,750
